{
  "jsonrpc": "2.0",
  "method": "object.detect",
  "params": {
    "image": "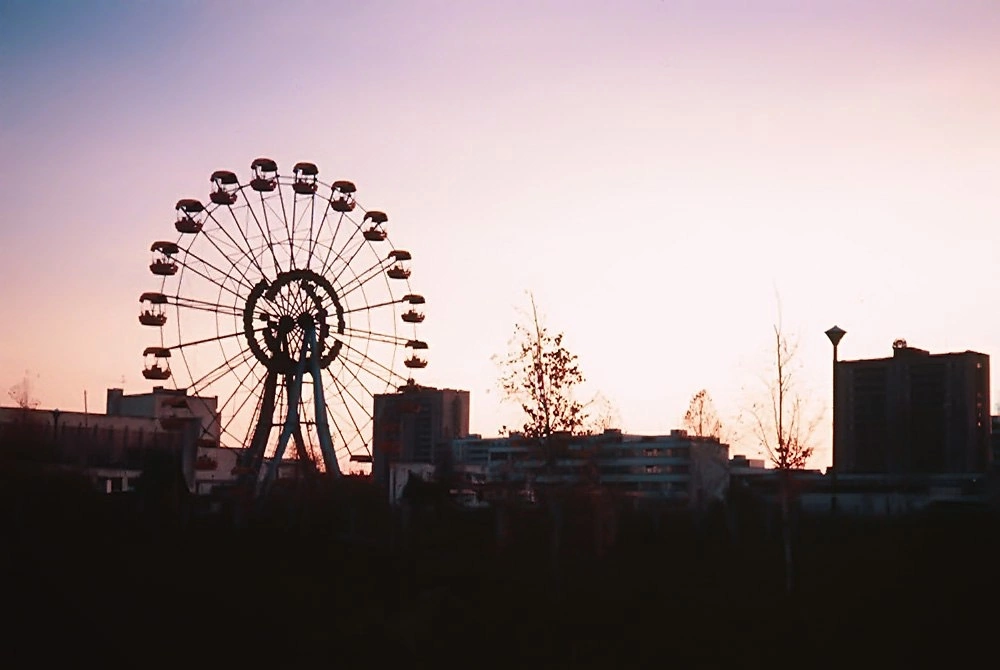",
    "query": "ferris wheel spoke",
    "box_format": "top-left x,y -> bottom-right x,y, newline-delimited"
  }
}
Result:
190,222 -> 257,289
219,379 -> 269,451
229,191 -> 281,273
331,357 -> 383,406
254,191 -> 284,274
335,258 -> 394,301
336,339 -> 408,387
167,295 -> 243,315
294,199 -> 318,270
326,373 -> 369,448
241,370 -> 278,460
184,345 -> 257,393
322,400 -> 352,463
341,297 -> 406,315
205,206 -> 270,281
169,326 -> 267,353
335,426 -> 372,462
328,236 -> 370,287
192,355 -> 262,445
306,194 -> 330,270
172,295 -> 243,318
201,218 -> 270,285
172,255 -> 247,304
337,438 -> 372,463
289,193 -> 298,267
341,326 -> 409,347
260,196 -> 288,242
275,184 -> 294,269
180,244 -> 256,295
317,212 -> 350,278
284,282 -> 312,316
194,353 -> 257,399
